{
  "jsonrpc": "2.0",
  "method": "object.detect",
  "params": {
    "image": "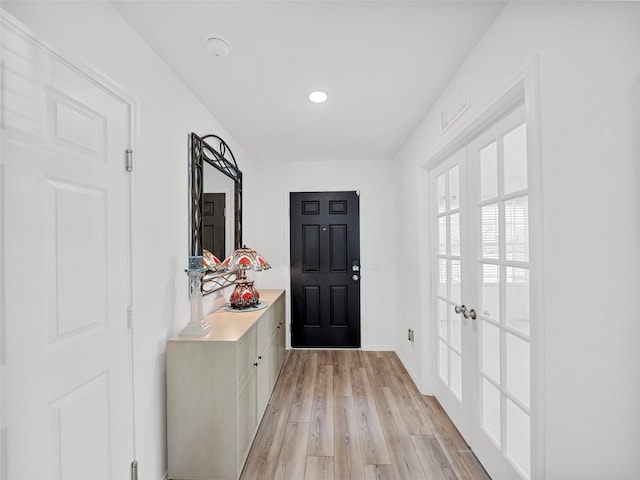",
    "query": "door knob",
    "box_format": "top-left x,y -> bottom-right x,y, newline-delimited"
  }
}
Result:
352,274 -> 359,281
454,305 -> 467,315
463,308 -> 477,320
